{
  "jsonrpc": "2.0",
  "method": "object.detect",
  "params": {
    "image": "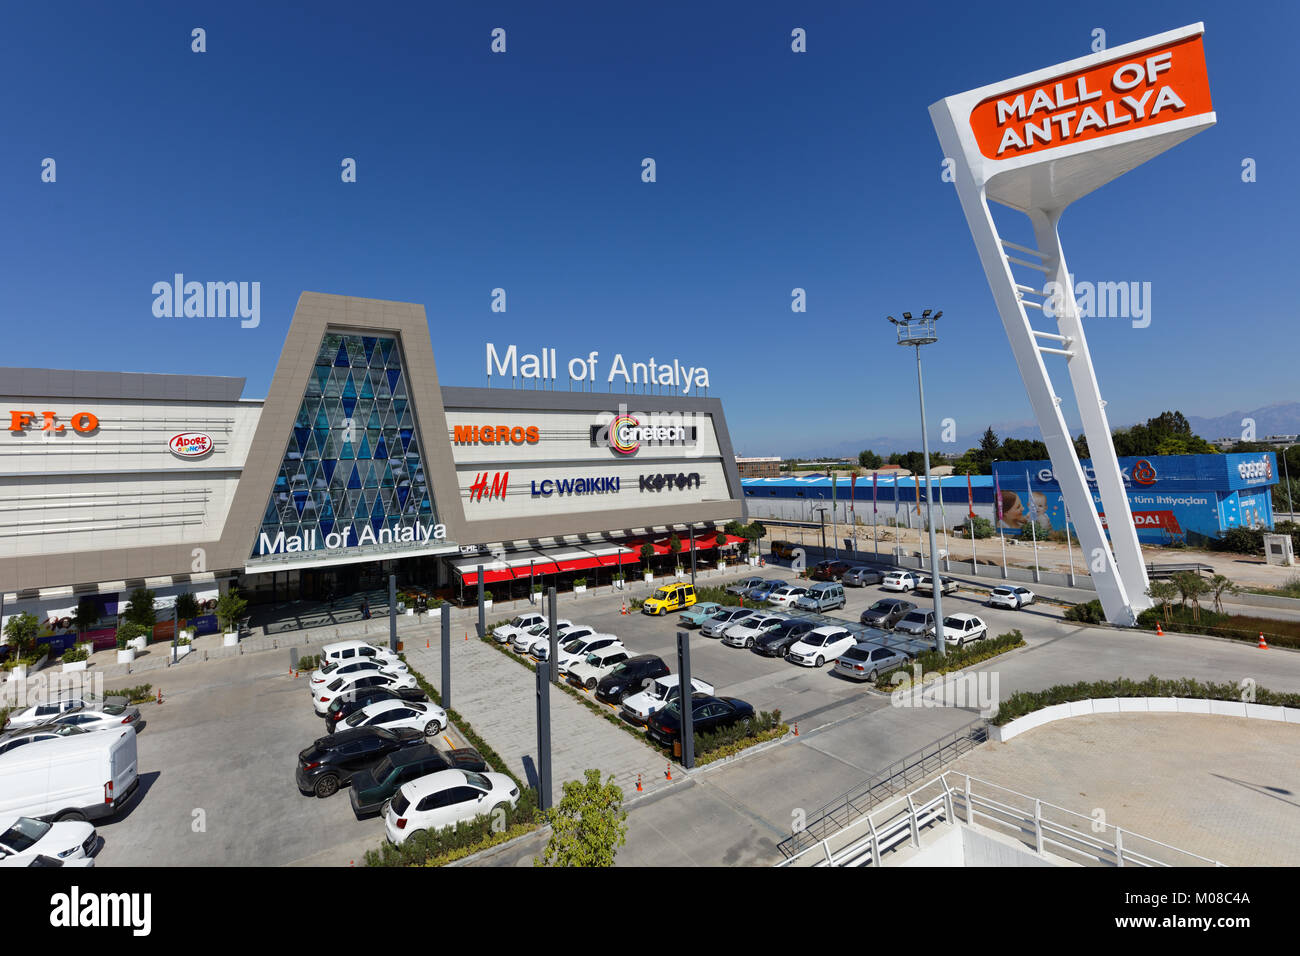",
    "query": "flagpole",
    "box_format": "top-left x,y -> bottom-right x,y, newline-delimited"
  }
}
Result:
830,470 -> 839,559
994,464 -> 1007,579
1026,469 -> 1040,584
1065,502 -> 1077,587
872,472 -> 879,561
967,472 -> 978,576
939,476 -> 950,572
